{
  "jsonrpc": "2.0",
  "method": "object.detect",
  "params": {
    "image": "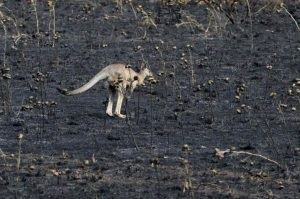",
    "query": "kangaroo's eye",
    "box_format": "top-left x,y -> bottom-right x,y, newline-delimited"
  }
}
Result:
134,76 -> 139,81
